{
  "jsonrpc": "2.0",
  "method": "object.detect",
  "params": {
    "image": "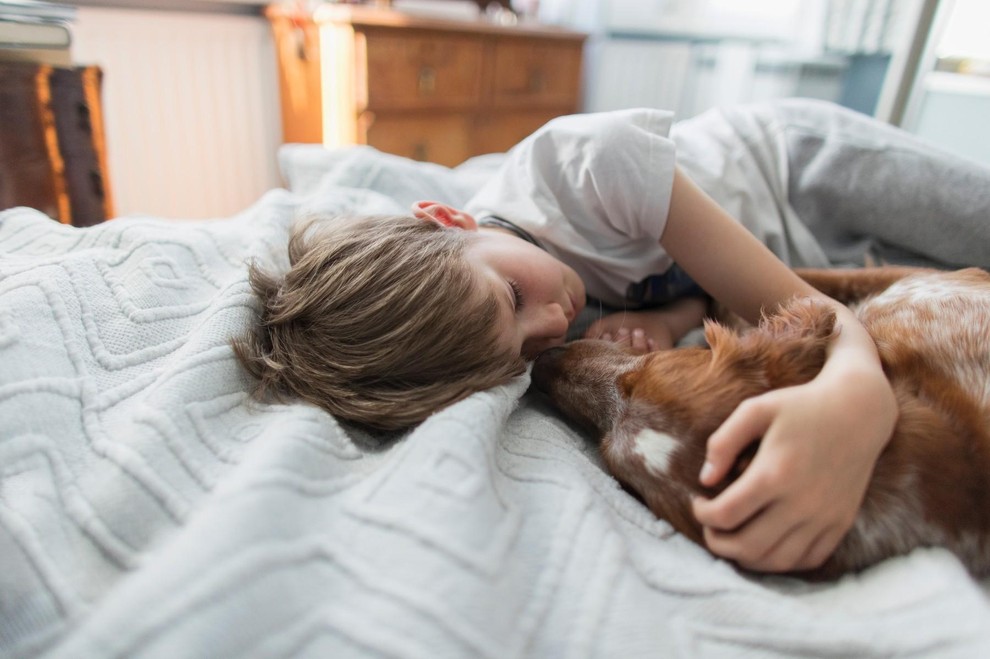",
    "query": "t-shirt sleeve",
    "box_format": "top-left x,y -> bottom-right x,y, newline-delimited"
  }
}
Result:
465,108 -> 677,246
